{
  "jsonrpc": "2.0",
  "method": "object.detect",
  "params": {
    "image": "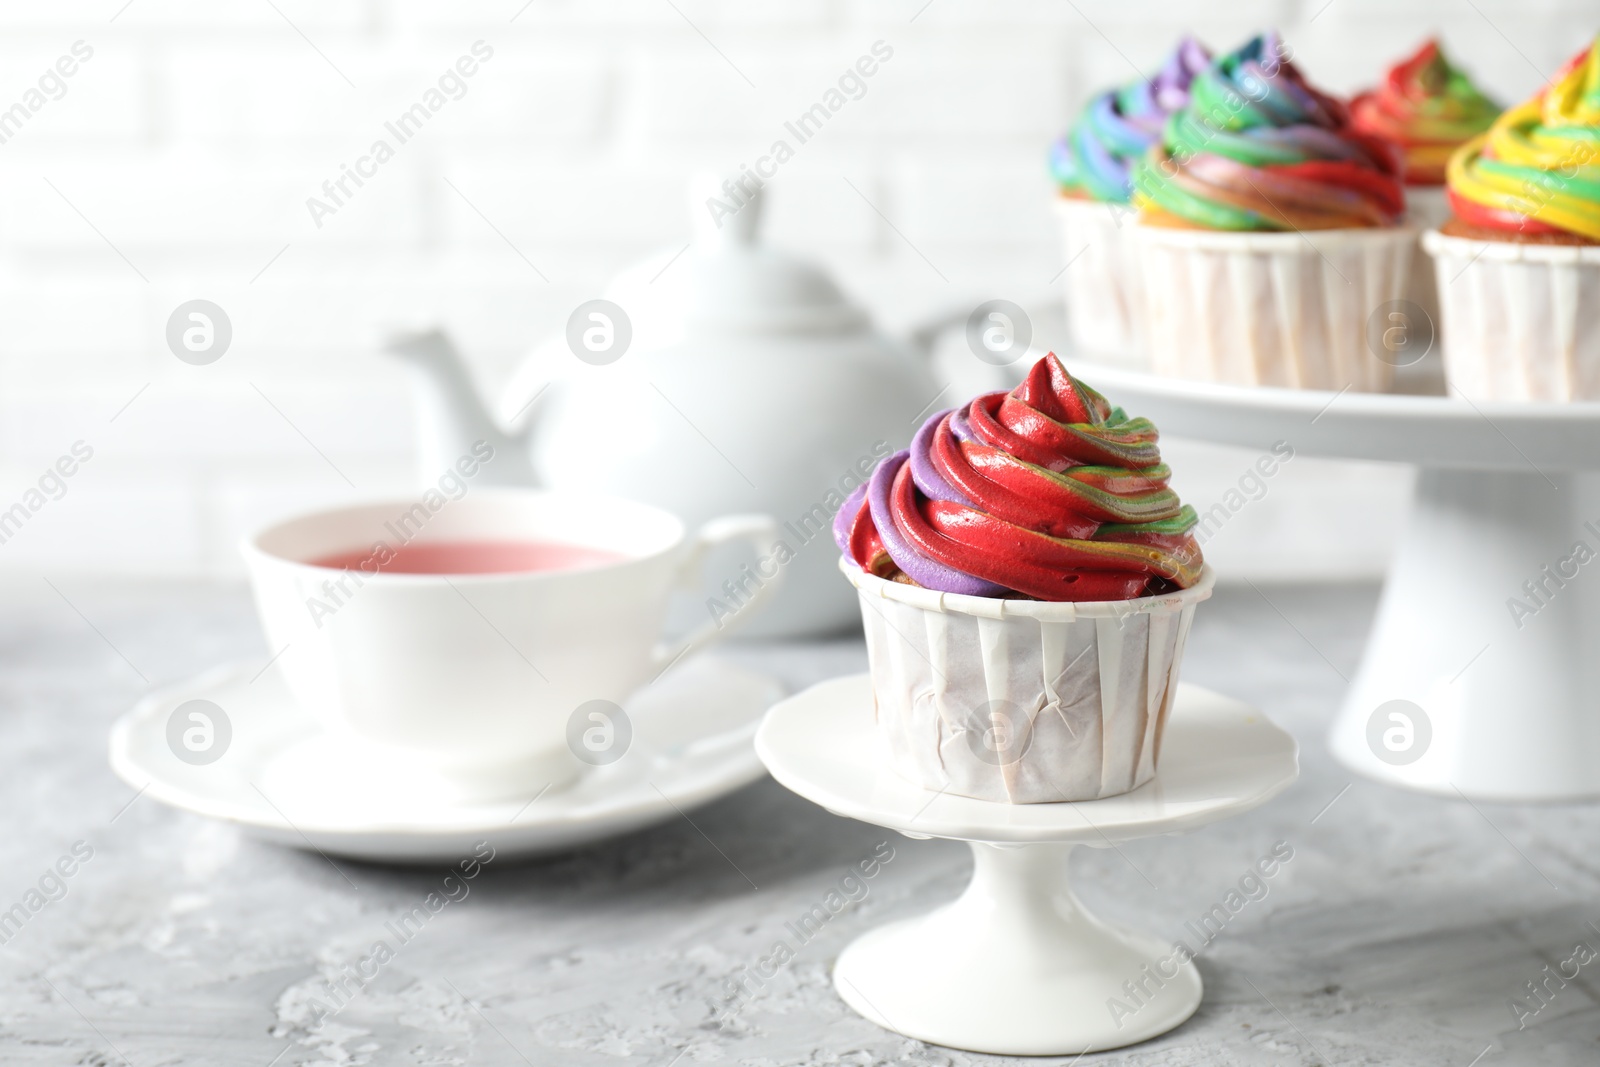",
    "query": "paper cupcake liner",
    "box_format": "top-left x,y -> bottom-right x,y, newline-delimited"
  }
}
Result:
1403,186 -> 1450,328
1135,224 -> 1416,392
842,560 -> 1215,804
1424,229 -> 1600,402
1056,196 -> 1144,358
